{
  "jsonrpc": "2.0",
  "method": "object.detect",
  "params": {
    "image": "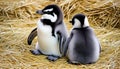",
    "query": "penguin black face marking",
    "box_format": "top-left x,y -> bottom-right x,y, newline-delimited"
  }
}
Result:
36,4 -> 64,37
36,4 -> 63,23
70,14 -> 89,28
